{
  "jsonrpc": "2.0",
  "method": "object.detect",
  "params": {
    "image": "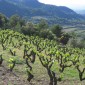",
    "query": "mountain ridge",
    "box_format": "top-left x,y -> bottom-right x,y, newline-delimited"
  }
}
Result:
0,0 -> 85,25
